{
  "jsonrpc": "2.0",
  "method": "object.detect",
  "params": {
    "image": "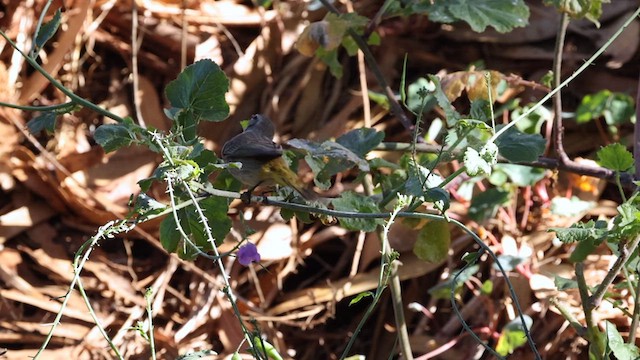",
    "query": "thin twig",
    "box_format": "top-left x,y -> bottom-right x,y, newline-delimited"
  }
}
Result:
0,30 -> 125,123
589,235 -> 640,309
76,271 -> 124,359
549,297 -> 586,337
29,0 -> 54,57
131,1 -> 147,128
634,68 -> 640,180
628,268 -> 640,342
552,13 -> 571,164
364,0 -> 395,37
318,0 -> 415,136
576,263 -> 606,358
376,142 -> 634,184
489,6 -> 640,145
32,221 -> 133,359
144,289 -> 157,360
